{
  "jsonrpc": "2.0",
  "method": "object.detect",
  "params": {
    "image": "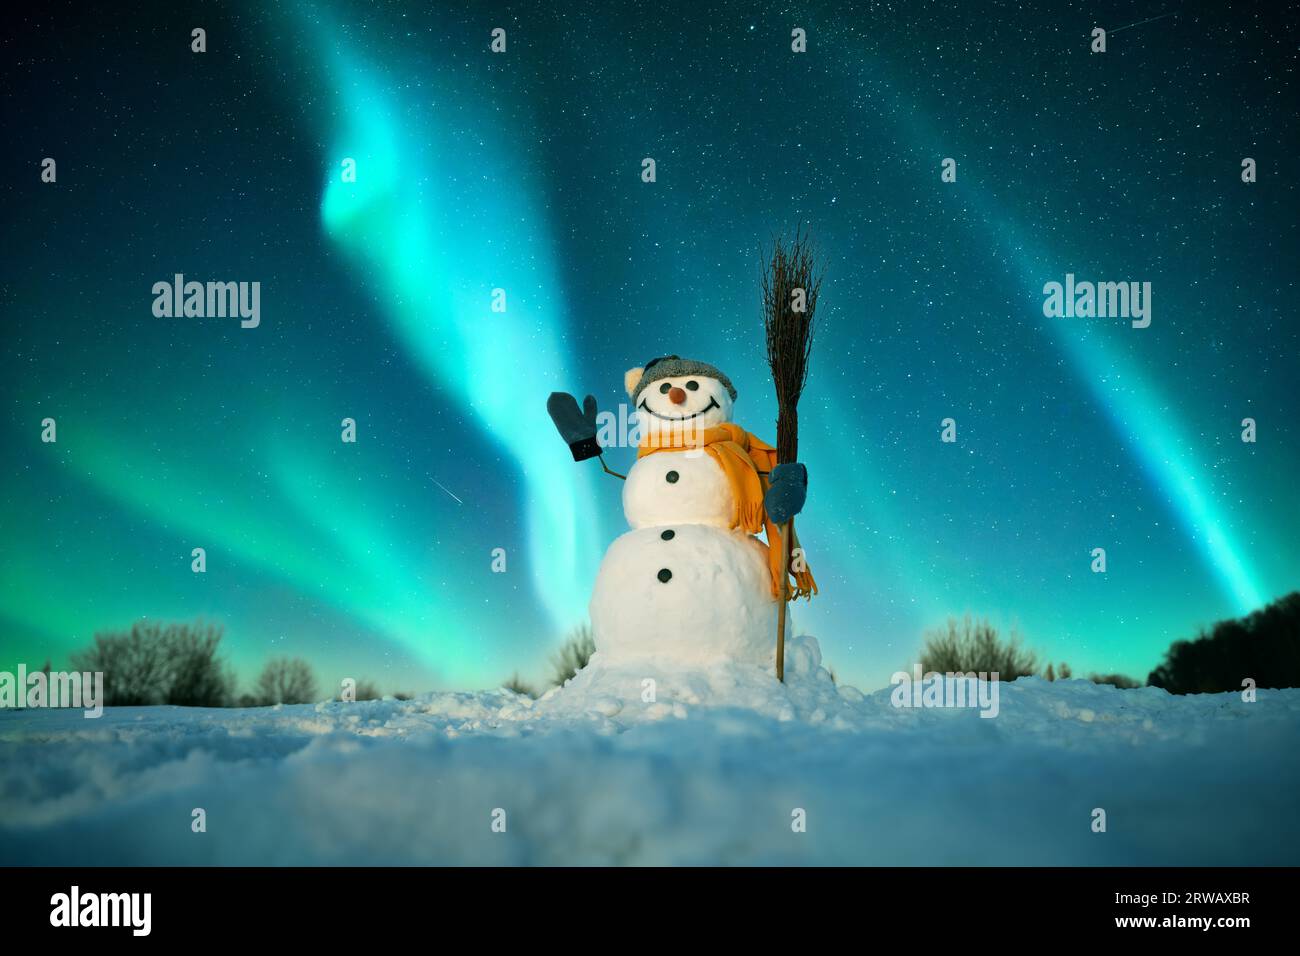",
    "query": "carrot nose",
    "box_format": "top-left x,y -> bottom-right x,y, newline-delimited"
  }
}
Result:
668,386 -> 687,405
